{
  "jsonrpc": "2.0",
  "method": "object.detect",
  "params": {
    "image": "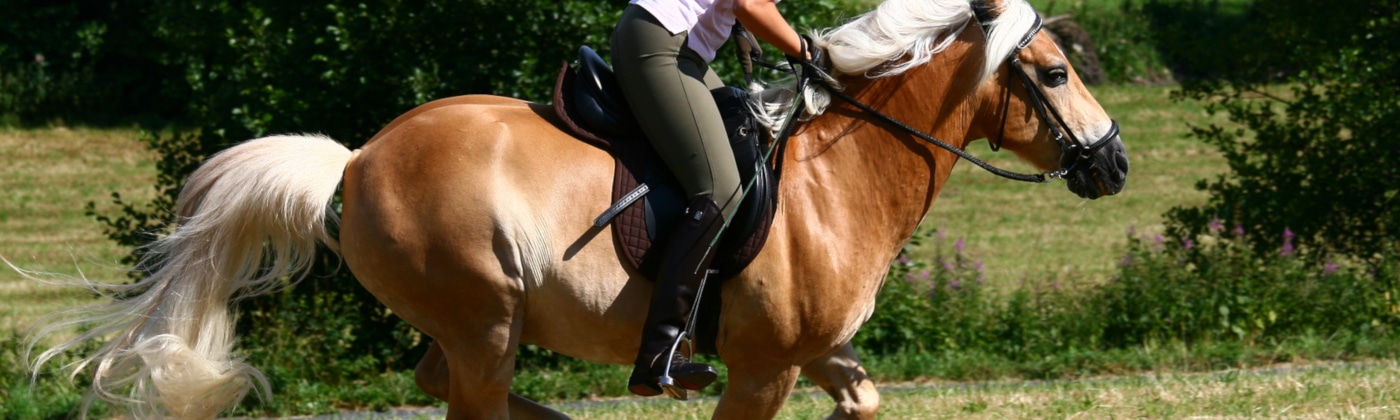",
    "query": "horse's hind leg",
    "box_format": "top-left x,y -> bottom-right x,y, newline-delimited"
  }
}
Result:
415,341 -> 450,401
800,342 -> 880,420
507,394 -> 570,419
435,321 -> 518,419
416,341 -> 567,419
